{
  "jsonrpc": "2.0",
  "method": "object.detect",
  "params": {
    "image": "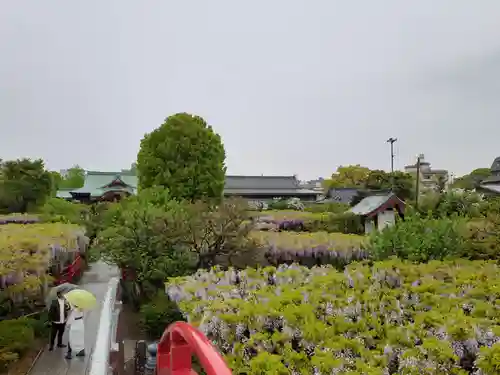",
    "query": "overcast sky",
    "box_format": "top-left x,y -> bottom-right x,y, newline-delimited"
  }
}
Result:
1,1 -> 500,180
